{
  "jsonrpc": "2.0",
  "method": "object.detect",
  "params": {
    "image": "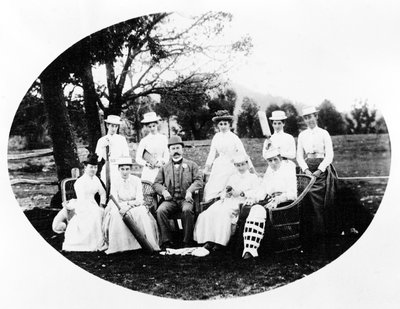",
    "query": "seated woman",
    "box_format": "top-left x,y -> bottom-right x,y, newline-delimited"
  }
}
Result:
52,153 -> 106,252
102,156 -> 160,254
194,153 -> 260,254
241,148 -> 297,259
